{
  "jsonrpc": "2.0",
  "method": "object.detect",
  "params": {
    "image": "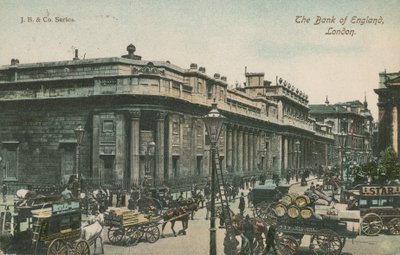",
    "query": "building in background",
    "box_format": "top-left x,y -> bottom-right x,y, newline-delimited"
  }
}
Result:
0,44 -> 334,190
309,97 -> 374,169
374,70 -> 400,158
